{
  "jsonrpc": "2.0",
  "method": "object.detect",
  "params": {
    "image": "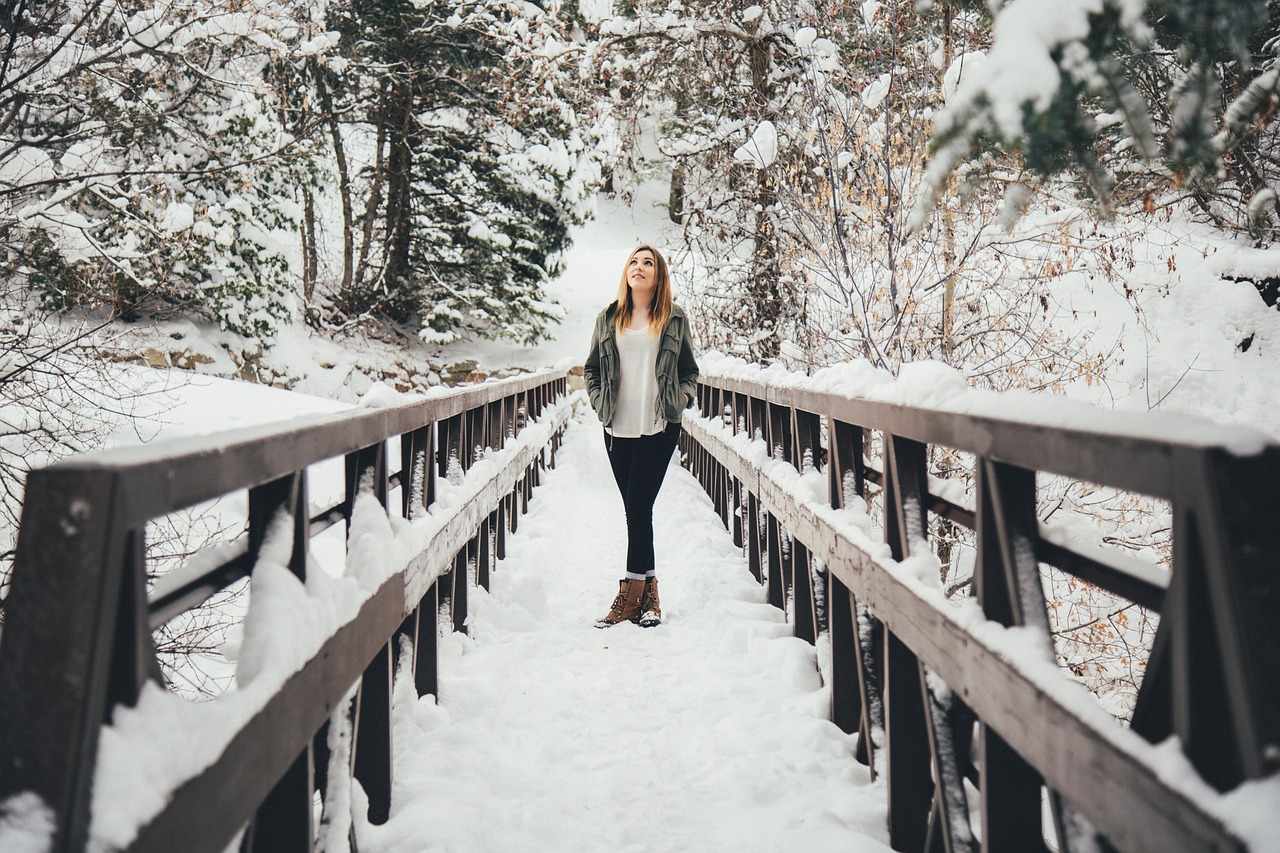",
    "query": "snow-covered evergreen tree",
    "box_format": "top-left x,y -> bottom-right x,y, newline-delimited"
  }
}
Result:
325,0 -> 602,344
1,0 -> 327,339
